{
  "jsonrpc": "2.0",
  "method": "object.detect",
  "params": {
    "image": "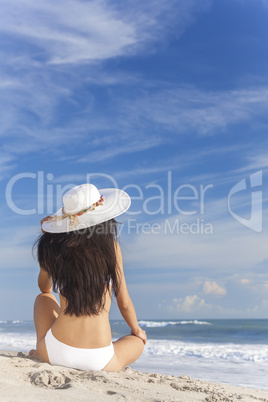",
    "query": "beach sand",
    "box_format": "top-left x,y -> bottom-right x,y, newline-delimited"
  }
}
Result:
0,350 -> 267,402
